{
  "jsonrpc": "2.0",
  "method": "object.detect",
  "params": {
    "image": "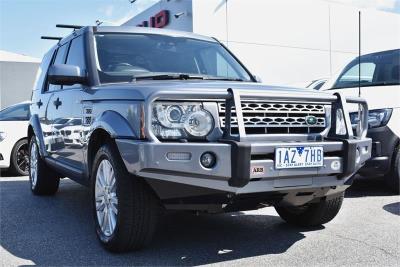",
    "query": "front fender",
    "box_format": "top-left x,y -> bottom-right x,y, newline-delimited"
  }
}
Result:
29,114 -> 48,157
90,110 -> 139,139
